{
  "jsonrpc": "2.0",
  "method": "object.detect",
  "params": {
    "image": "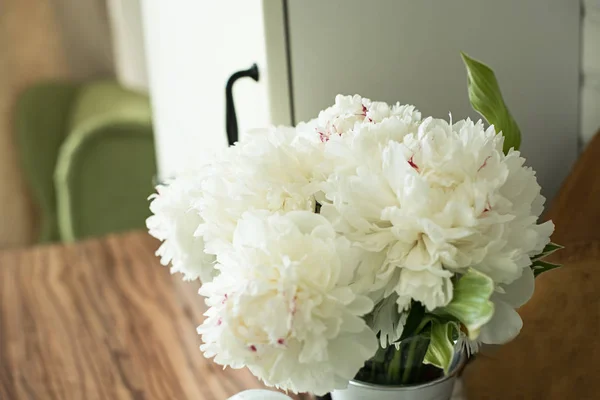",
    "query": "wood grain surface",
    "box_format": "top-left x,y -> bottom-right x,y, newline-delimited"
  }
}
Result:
0,233 -> 310,400
462,241 -> 600,400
